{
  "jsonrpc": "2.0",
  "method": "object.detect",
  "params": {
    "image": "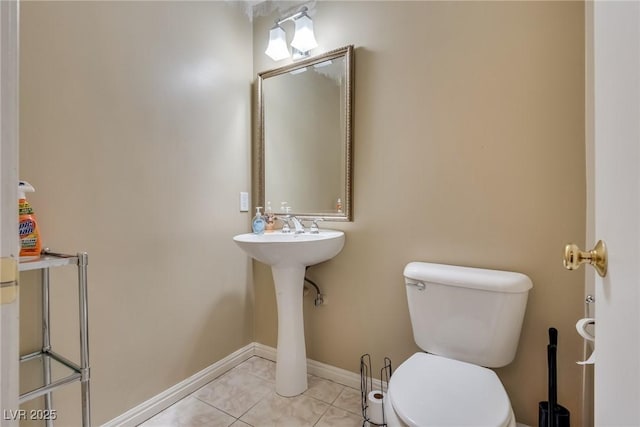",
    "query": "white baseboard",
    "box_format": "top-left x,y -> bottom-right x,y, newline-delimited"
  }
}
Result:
251,343 -> 386,392
102,342 -> 372,427
252,342 -> 277,361
102,343 -> 255,427
308,358 -> 364,390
